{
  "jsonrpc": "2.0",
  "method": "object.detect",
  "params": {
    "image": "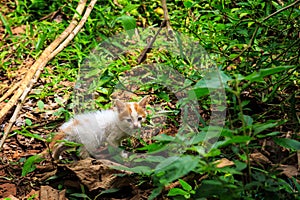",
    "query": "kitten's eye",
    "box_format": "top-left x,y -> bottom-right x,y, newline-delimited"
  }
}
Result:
137,117 -> 143,121
126,119 -> 132,122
